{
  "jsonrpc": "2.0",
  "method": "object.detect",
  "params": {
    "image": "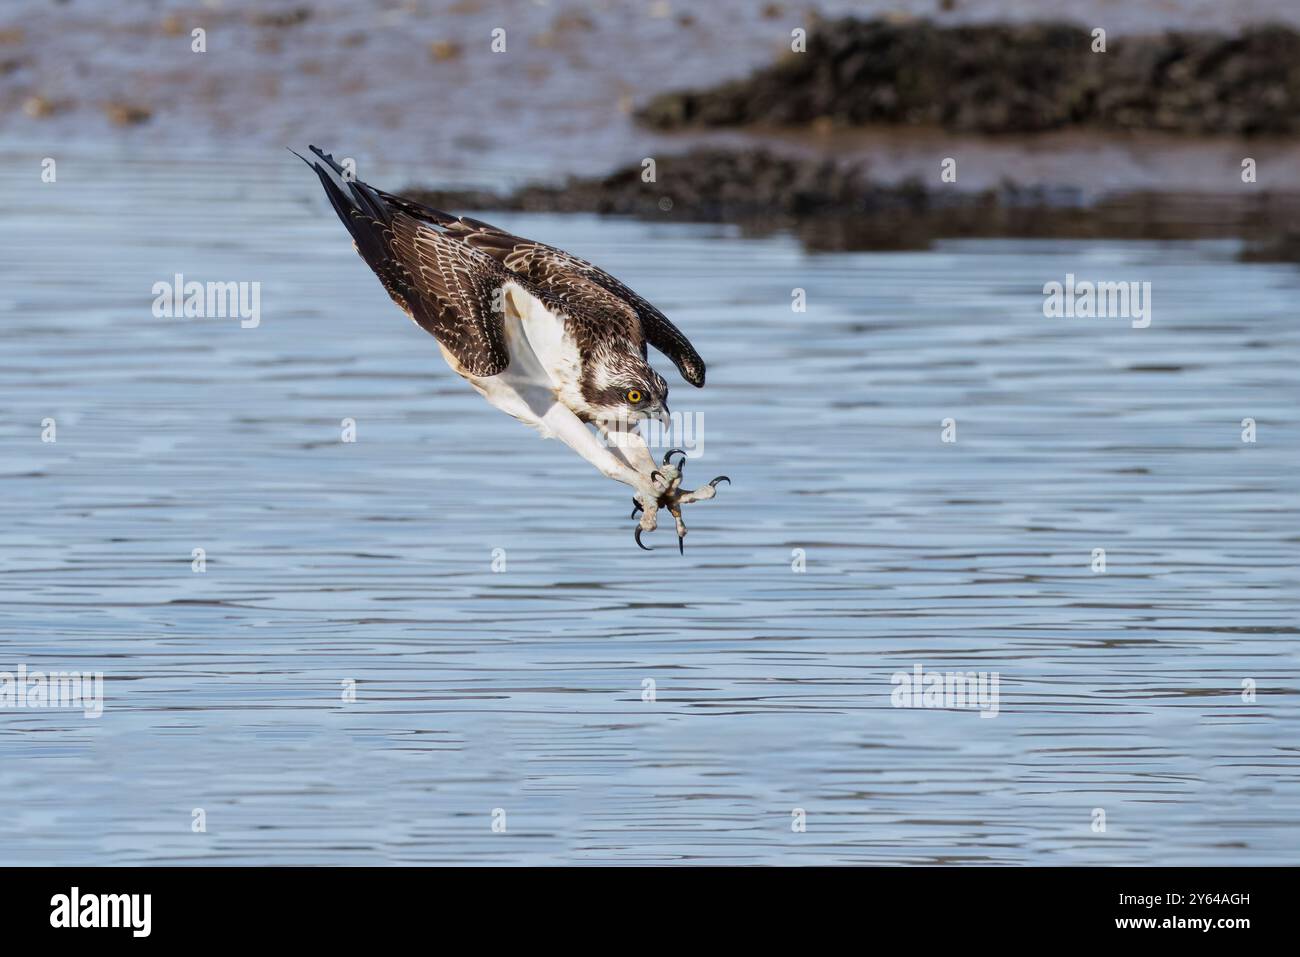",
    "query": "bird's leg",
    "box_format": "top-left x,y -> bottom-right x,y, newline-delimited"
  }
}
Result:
650,445 -> 682,484
655,448 -> 728,504
584,415 -> 728,552
633,499 -> 661,550
597,421 -> 685,547
675,475 -> 730,505
636,448 -> 731,553
541,405 -> 666,536
595,420 -> 657,477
